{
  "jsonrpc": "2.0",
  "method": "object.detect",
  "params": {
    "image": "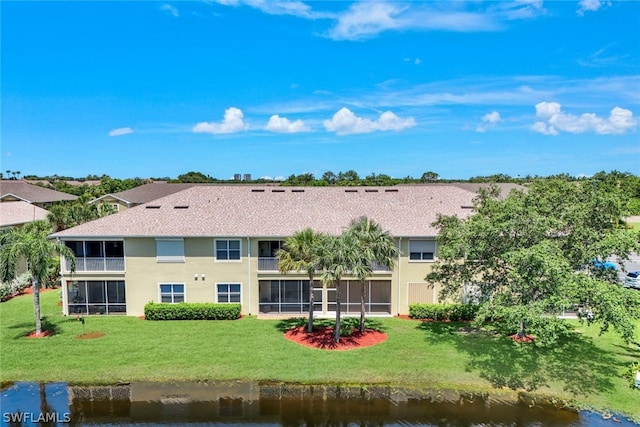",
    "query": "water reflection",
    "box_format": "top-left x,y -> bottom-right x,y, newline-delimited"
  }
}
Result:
0,381 -> 636,426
